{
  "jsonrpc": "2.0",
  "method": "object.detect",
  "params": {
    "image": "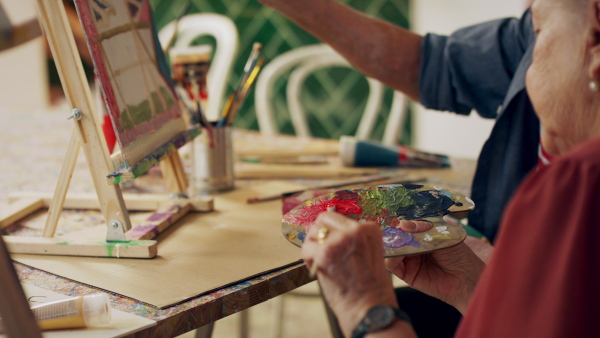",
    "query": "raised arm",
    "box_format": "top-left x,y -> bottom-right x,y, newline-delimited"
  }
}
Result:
257,0 -> 423,101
